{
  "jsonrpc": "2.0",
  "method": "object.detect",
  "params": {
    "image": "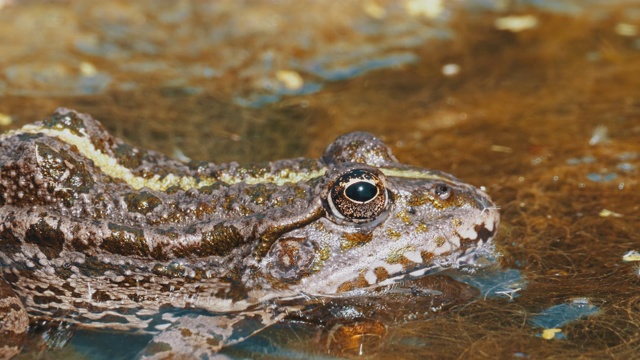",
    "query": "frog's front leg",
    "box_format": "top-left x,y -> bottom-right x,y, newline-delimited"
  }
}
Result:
0,278 -> 29,359
137,306 -> 288,359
